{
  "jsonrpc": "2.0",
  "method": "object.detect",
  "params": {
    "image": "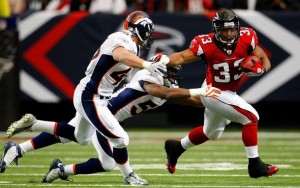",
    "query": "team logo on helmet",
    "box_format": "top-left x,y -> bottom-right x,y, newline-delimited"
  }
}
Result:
124,11 -> 154,48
